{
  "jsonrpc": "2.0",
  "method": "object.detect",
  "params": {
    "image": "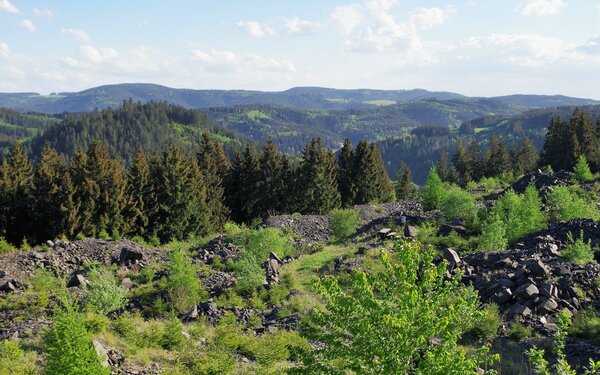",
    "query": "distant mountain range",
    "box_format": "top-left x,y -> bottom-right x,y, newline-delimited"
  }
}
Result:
0,83 -> 598,113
